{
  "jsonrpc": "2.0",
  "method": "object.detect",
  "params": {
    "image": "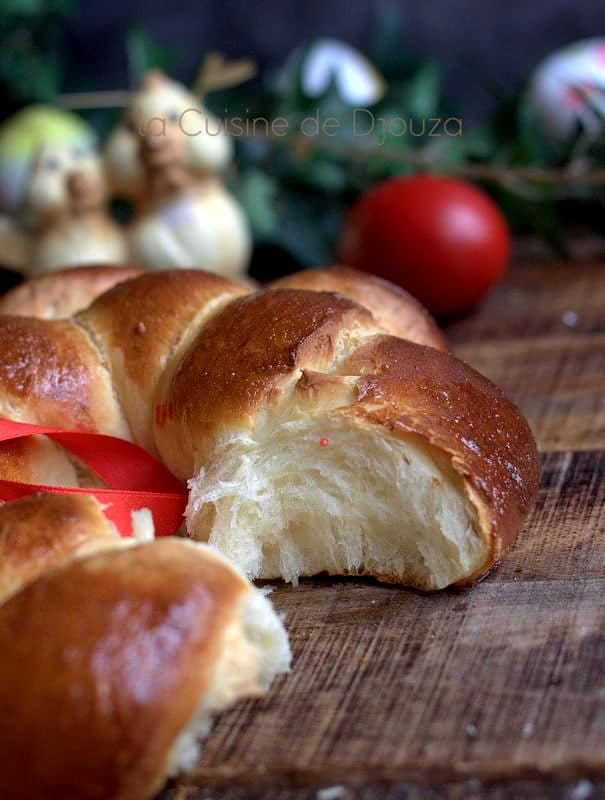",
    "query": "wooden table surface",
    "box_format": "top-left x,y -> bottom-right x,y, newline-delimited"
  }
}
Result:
160,259 -> 605,800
